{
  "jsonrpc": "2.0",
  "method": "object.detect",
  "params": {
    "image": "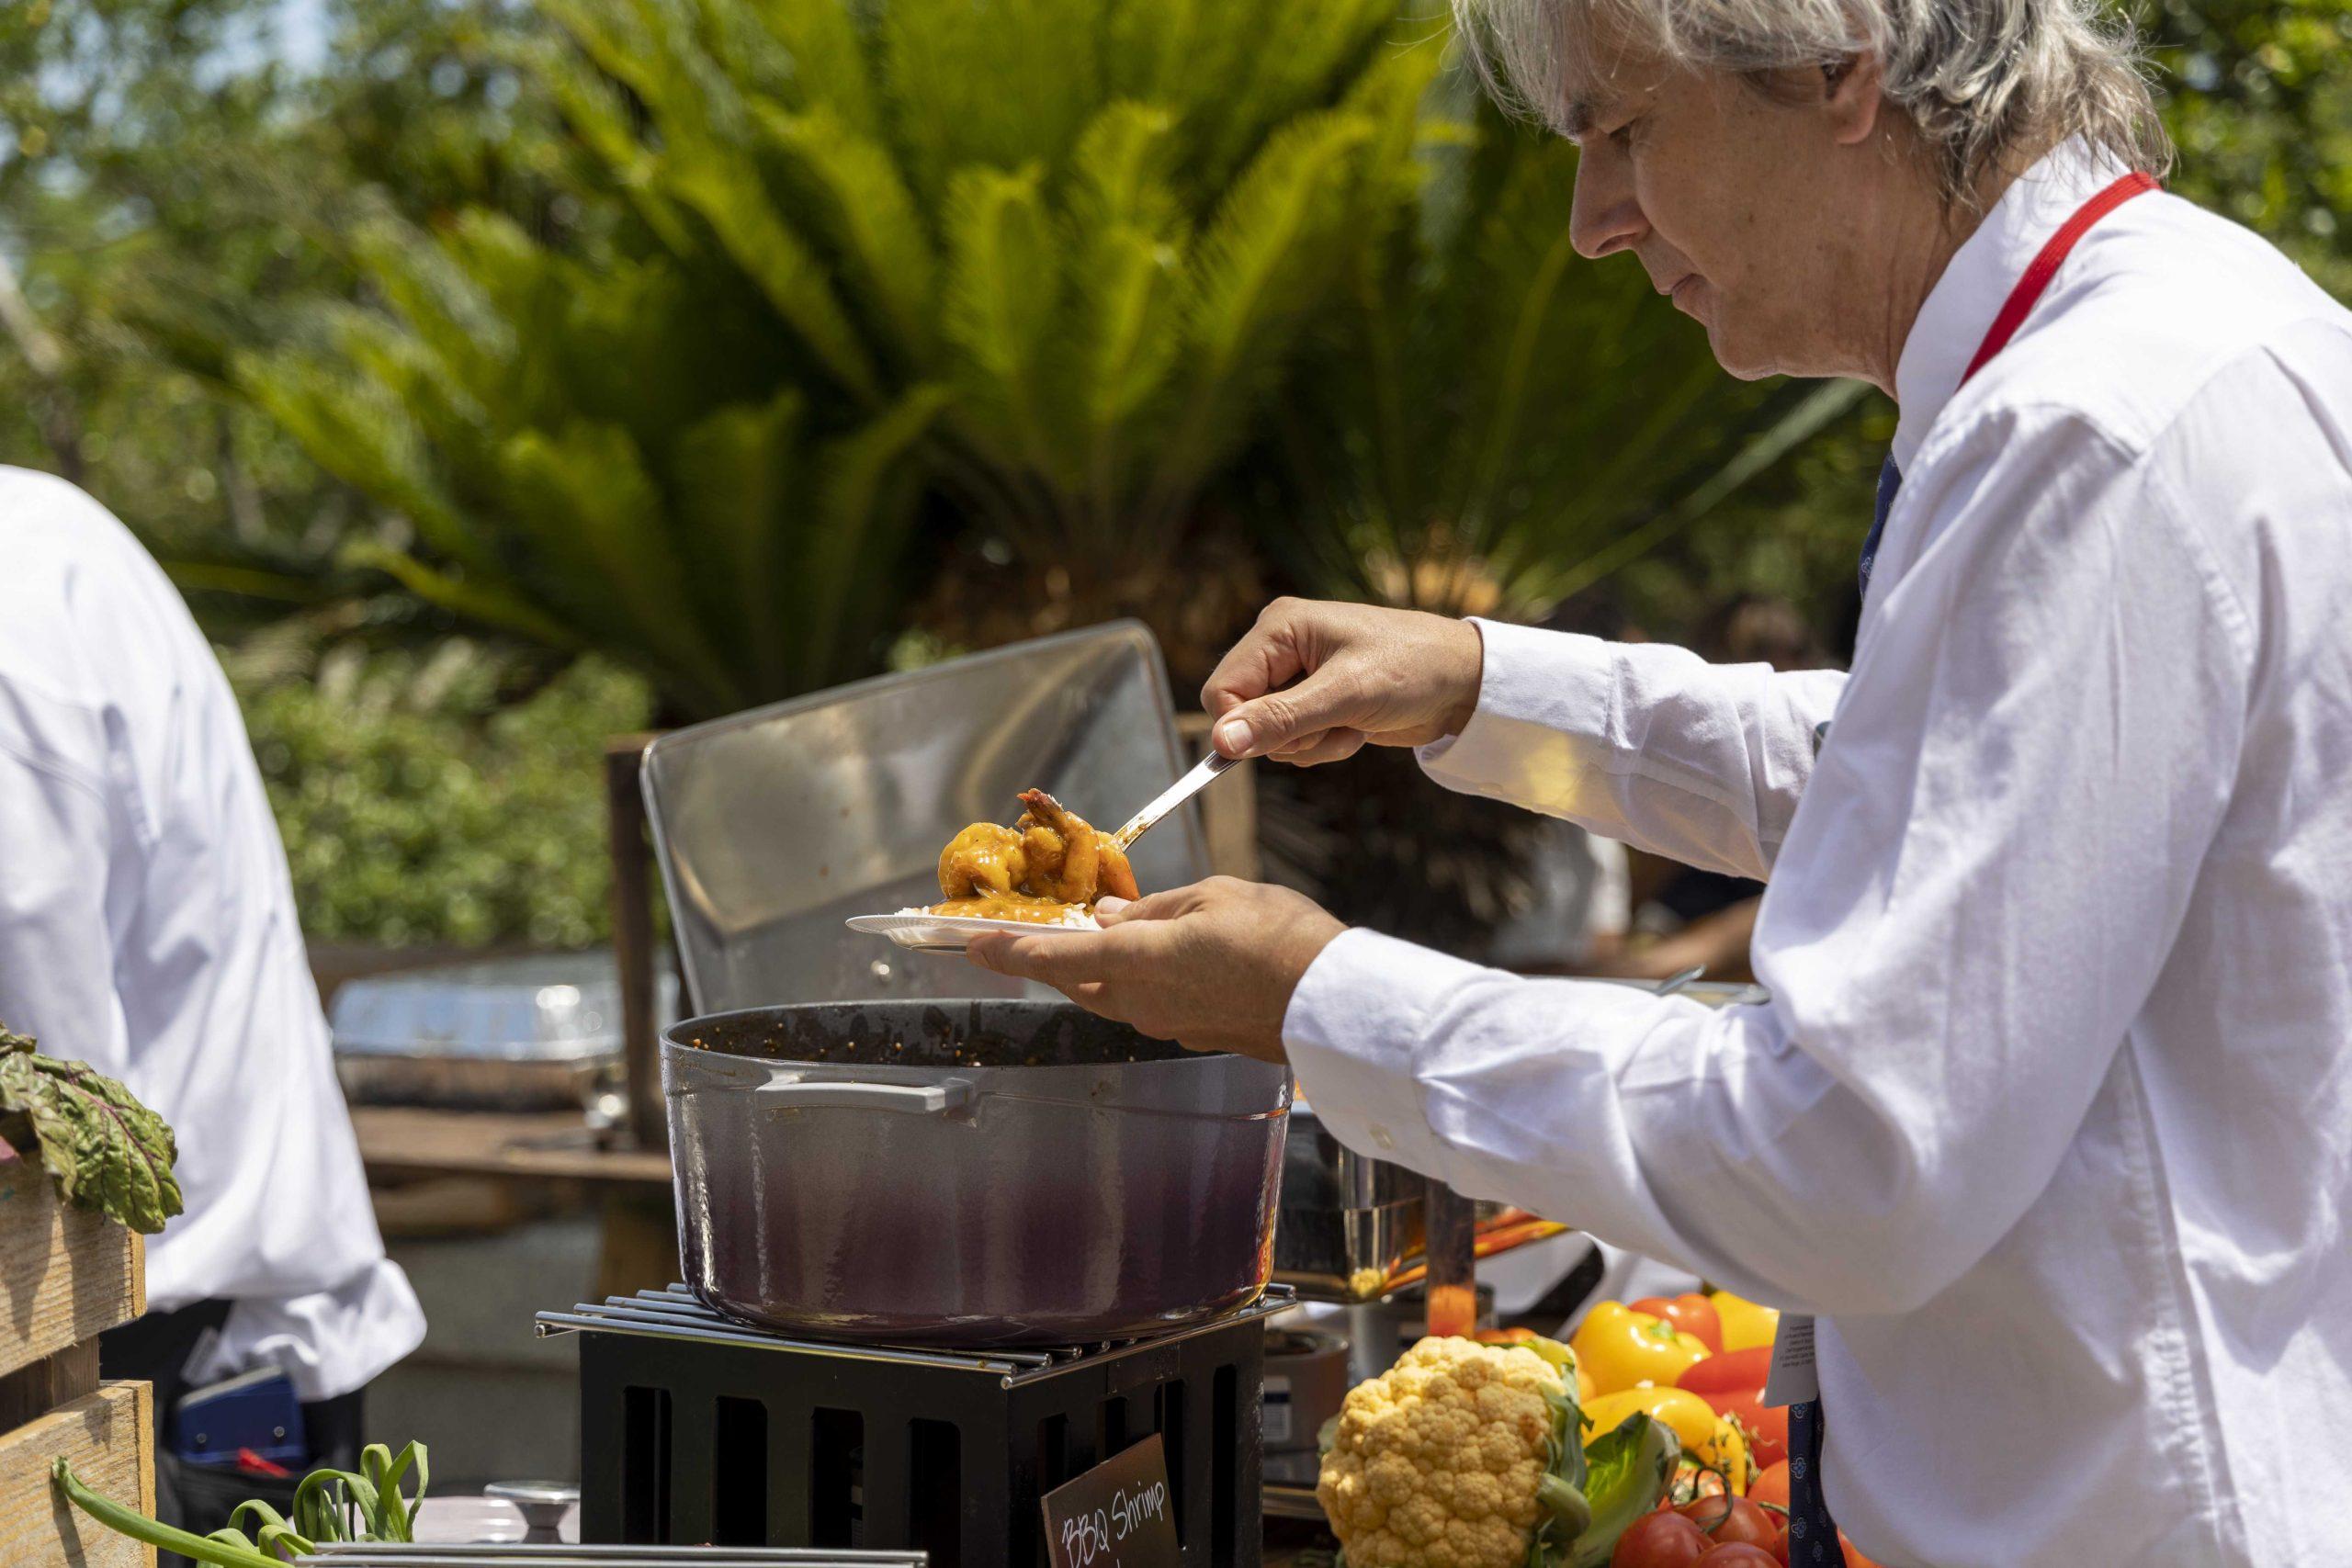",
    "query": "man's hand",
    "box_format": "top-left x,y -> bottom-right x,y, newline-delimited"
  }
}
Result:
964,878 -> 1346,1063
1202,598 -> 1486,765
